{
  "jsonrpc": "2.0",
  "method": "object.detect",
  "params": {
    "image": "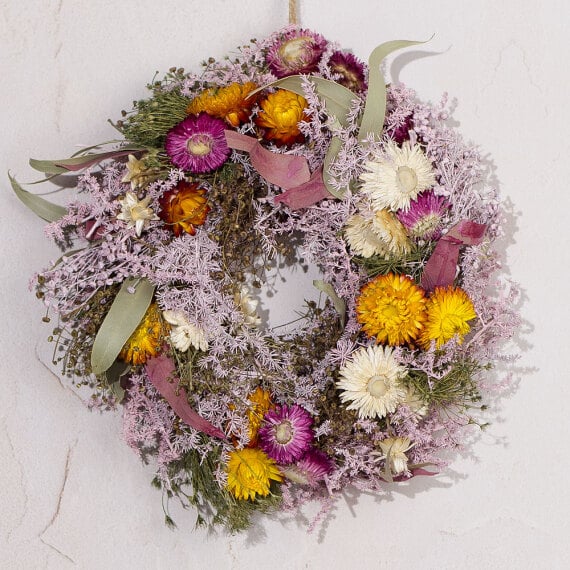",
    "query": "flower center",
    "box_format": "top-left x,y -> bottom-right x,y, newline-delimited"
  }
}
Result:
279,37 -> 311,65
130,204 -> 149,221
396,166 -> 418,194
367,375 -> 389,398
186,134 -> 213,157
275,421 -> 294,444
381,303 -> 400,320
